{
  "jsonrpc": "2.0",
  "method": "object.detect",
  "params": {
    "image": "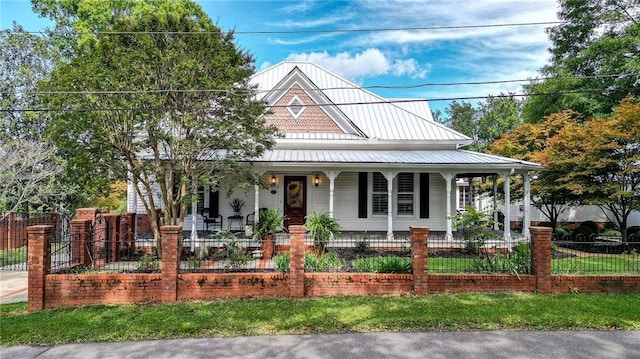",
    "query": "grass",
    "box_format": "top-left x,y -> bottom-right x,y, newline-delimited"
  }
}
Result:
430,256 -> 640,275
0,246 -> 27,267
2,293 -> 639,345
